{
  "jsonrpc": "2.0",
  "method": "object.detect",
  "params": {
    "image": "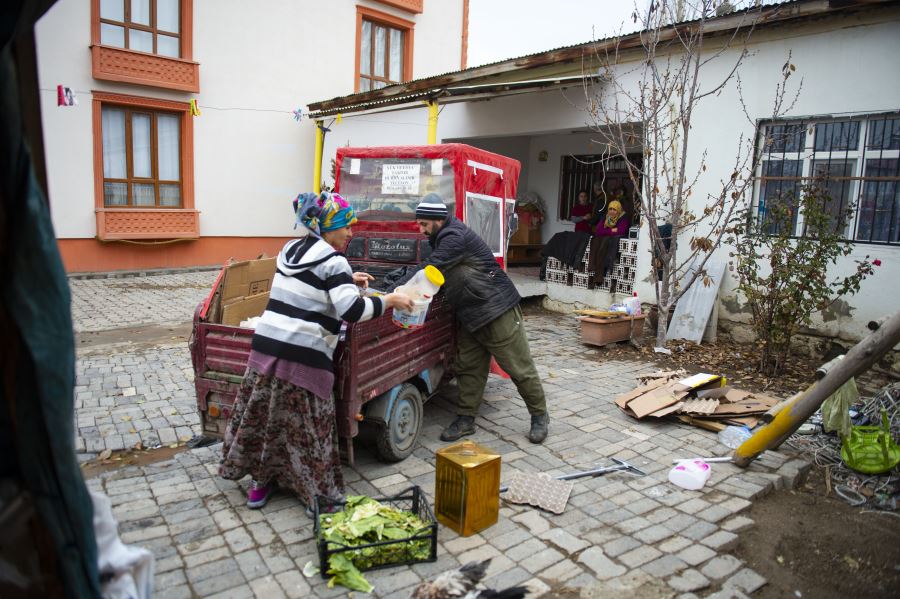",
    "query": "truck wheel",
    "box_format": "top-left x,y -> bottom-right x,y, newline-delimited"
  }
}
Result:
375,383 -> 423,462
